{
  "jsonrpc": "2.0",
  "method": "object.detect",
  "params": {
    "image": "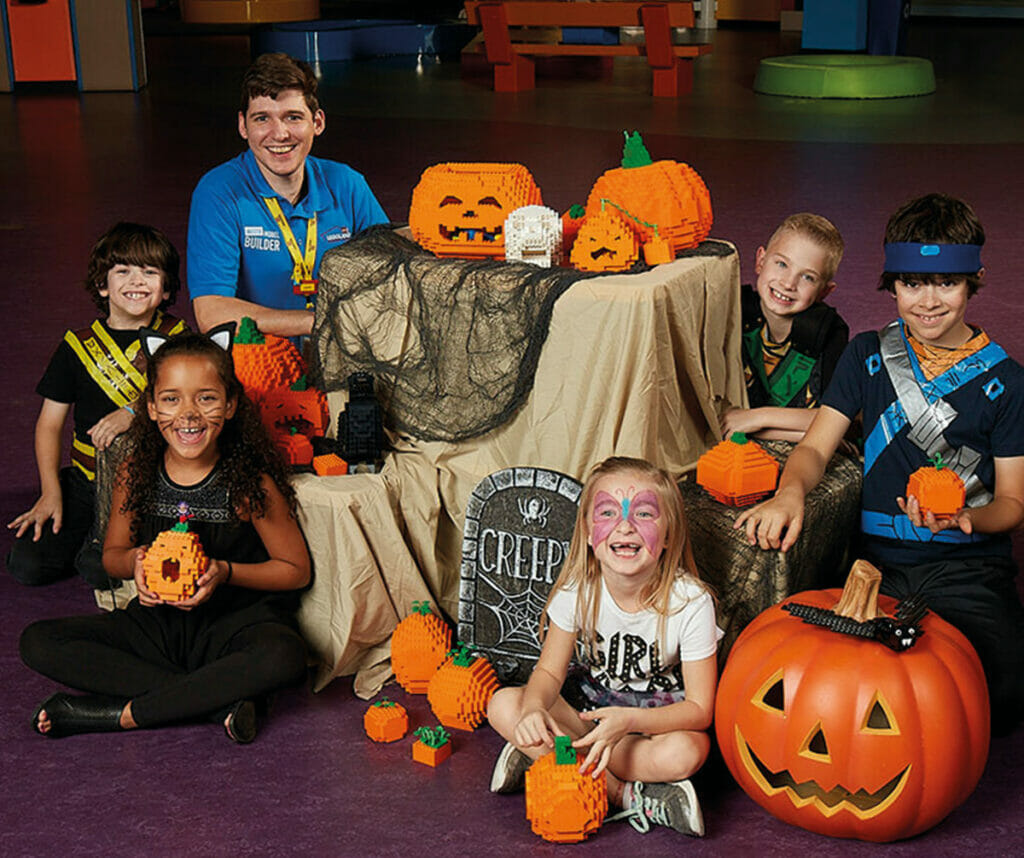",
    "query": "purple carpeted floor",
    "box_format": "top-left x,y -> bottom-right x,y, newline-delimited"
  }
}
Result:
1,14 -> 1023,857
